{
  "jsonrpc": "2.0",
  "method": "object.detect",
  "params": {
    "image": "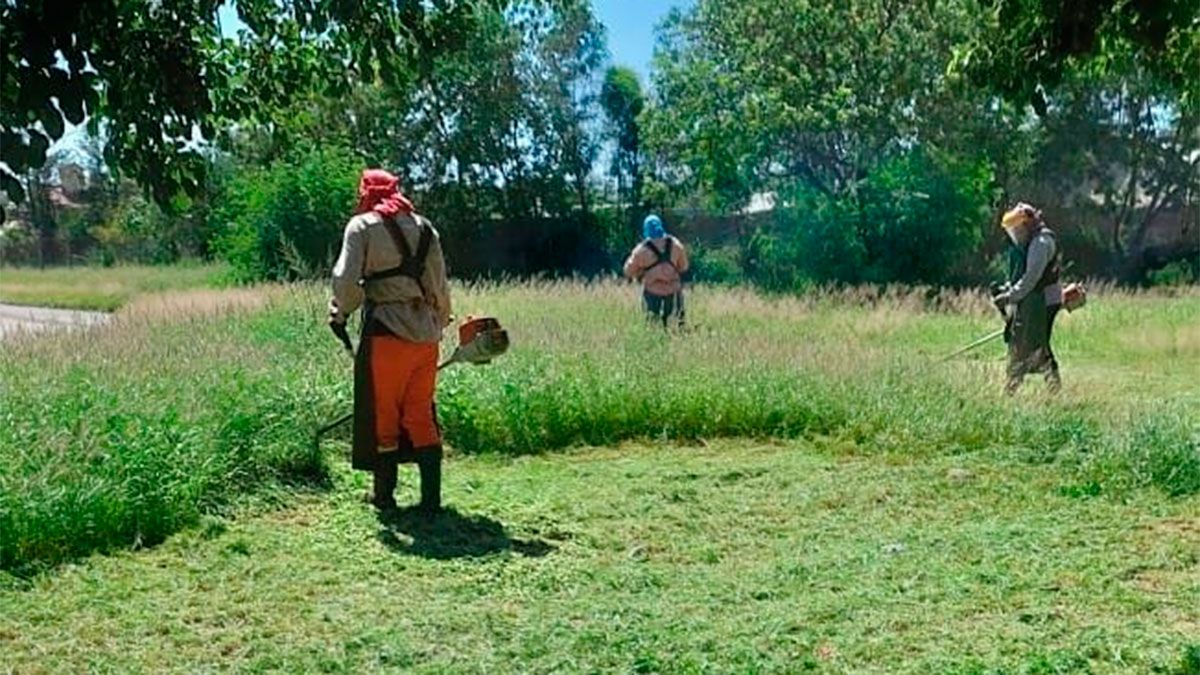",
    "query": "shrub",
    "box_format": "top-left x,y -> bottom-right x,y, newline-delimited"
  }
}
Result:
738,150 -> 993,289
210,145 -> 360,282
1148,260 -> 1199,287
854,151 -> 992,284
90,193 -> 179,265
688,243 -> 744,285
